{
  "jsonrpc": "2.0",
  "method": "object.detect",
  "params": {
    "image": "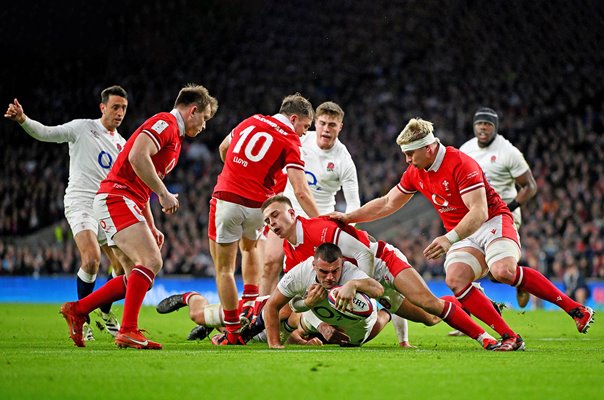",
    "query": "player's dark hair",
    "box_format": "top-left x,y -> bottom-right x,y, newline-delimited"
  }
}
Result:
279,92 -> 314,120
101,85 -> 128,104
261,195 -> 293,212
174,84 -> 219,117
314,243 -> 342,263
